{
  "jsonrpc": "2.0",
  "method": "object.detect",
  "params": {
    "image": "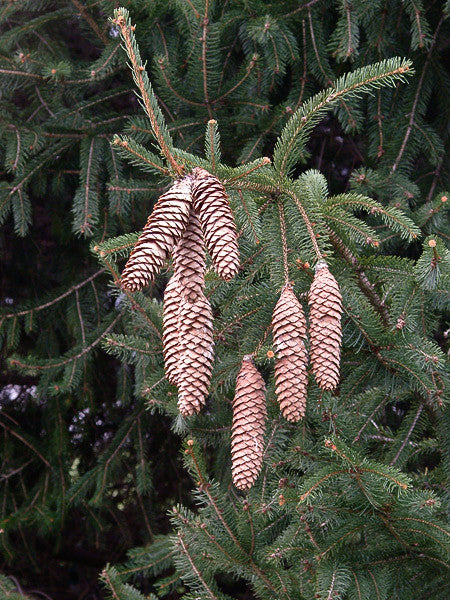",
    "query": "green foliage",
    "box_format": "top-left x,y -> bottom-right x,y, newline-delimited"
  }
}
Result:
0,0 -> 449,599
